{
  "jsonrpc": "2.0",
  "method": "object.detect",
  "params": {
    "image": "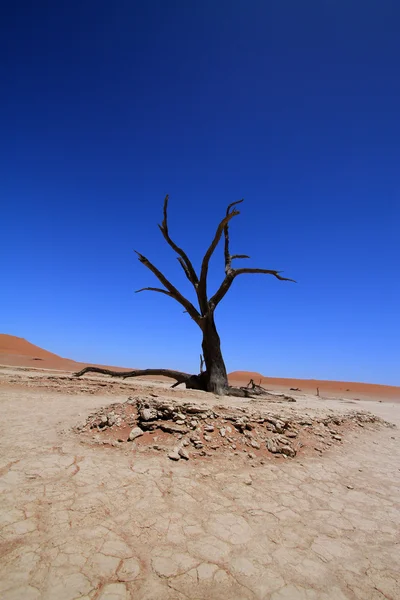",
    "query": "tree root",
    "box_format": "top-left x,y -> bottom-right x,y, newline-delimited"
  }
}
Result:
74,367 -> 270,398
